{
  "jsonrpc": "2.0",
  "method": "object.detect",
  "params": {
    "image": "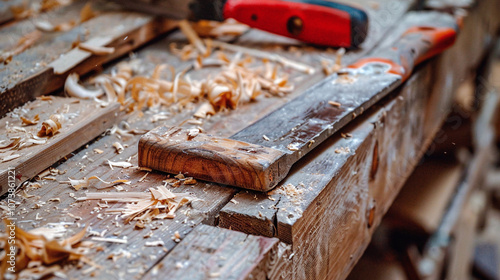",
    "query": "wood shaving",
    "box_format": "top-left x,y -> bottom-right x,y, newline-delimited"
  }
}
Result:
0,221 -> 90,278
190,19 -> 249,38
0,31 -> 42,63
37,114 -> 63,137
145,240 -> 165,247
321,48 -> 345,75
334,147 -> 350,154
187,128 -> 200,139
112,142 -> 124,154
328,101 -> 342,108
78,185 -> 195,223
91,237 -> 128,244
2,154 -> 20,162
20,114 -> 40,125
93,148 -> 104,154
183,178 -> 197,185
78,43 -> 115,55
65,176 -> 130,191
65,73 -> 104,99
287,143 -> 300,151
107,160 -> 133,169
262,135 -> 270,141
